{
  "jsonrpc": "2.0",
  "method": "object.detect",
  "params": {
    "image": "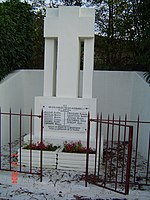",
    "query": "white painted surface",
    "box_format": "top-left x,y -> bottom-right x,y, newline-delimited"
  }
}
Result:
0,70 -> 150,159
34,96 -> 97,144
0,71 -> 24,146
130,73 -> 150,158
18,147 -> 96,172
0,70 -> 43,146
58,152 -> 96,171
18,148 -> 57,168
34,7 -> 96,149
92,71 -> 134,119
82,38 -> 94,98
44,7 -> 95,98
21,70 -> 44,113
43,39 -> 57,96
